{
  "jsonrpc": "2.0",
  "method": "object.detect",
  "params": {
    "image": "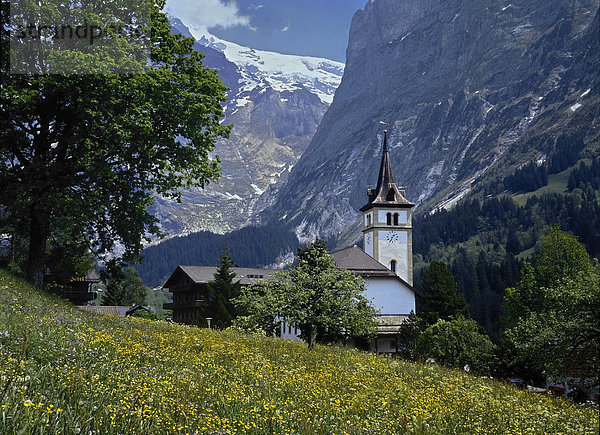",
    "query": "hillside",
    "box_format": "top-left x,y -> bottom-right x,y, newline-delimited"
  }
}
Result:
0,270 -> 598,433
